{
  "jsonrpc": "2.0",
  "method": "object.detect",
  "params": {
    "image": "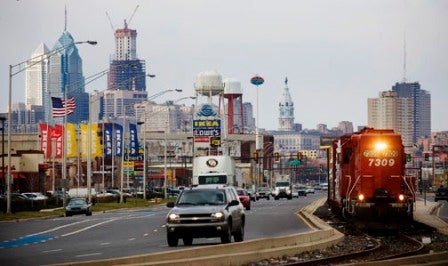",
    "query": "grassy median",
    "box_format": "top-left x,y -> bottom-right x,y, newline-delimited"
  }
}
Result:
0,197 -> 173,221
